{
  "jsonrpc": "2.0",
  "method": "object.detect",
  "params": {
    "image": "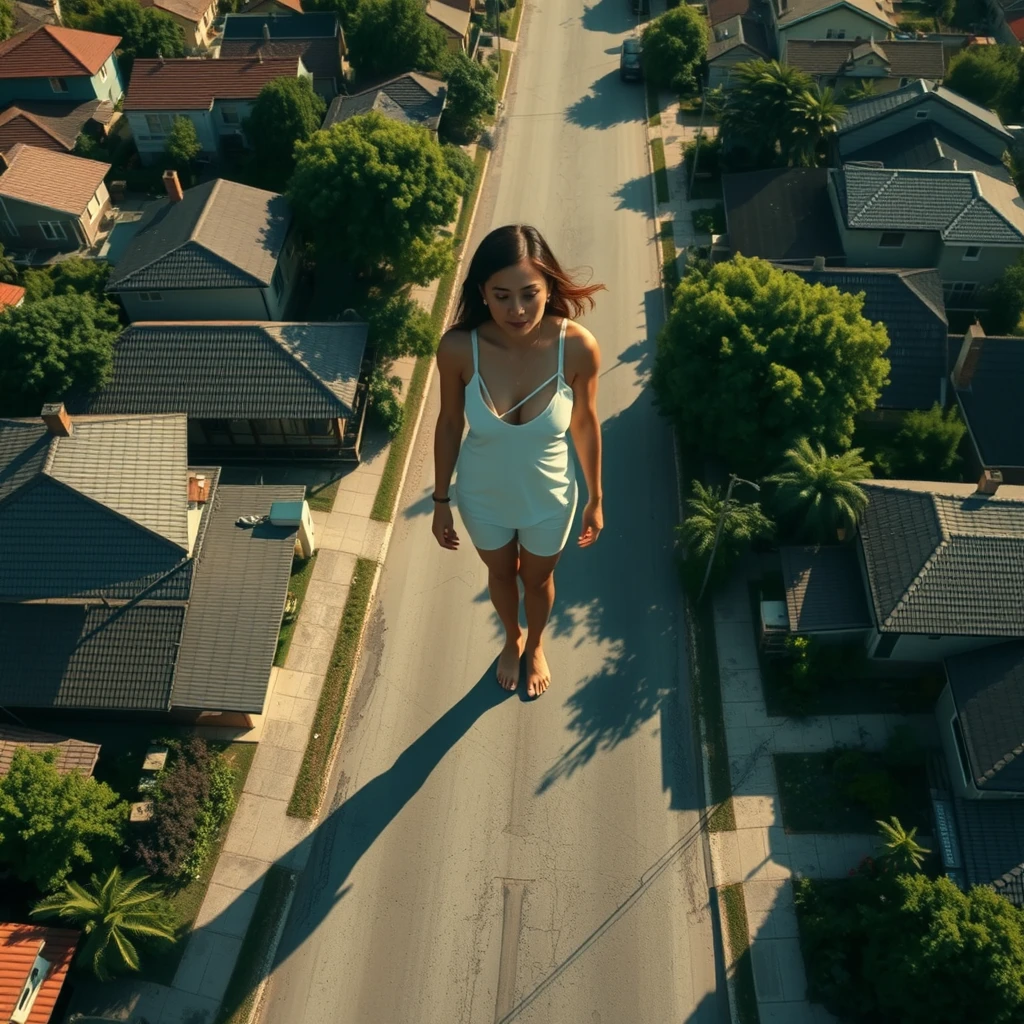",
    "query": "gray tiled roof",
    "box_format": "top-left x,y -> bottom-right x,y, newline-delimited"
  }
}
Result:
222,11 -> 339,38
81,322 -> 369,420
218,38 -> 340,81
781,266 -> 948,410
172,484 -> 302,714
324,72 -> 447,131
0,603 -> 184,710
106,179 -> 292,292
707,16 -> 769,60
946,640 -> 1024,792
781,545 -> 872,632
859,483 -> 1024,636
785,39 -> 944,78
954,335 -> 1024,471
835,165 -> 1024,244
954,796 -> 1024,905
